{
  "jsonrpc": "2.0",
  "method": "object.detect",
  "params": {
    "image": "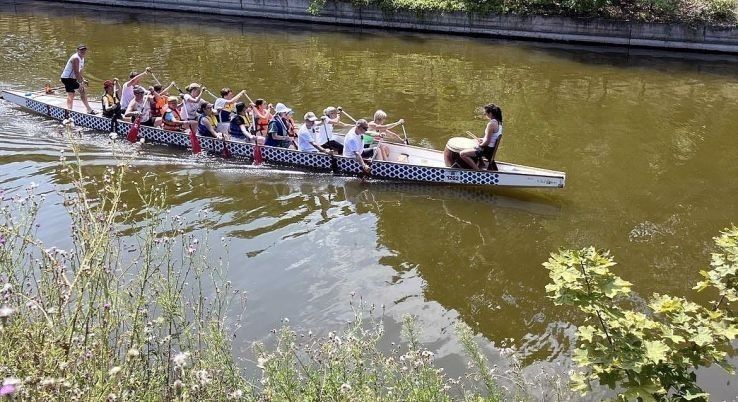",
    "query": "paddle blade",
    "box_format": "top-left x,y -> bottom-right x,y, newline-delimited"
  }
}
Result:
221,139 -> 231,159
127,118 -> 140,142
253,142 -> 263,165
189,130 -> 202,154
